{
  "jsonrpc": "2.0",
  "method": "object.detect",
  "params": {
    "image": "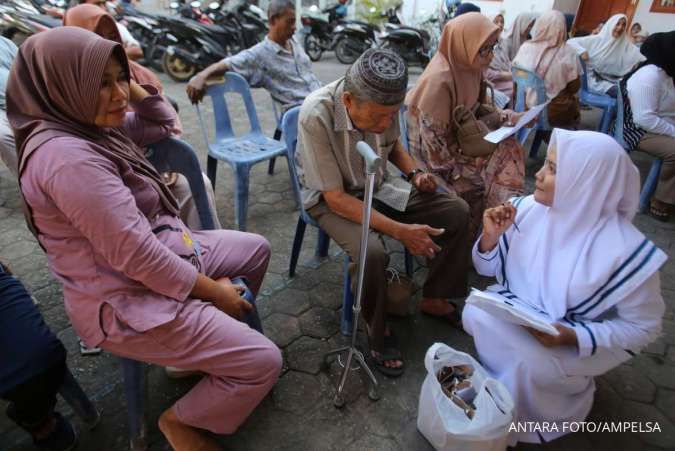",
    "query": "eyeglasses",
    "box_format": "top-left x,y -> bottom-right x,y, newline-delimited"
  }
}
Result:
478,42 -> 498,57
